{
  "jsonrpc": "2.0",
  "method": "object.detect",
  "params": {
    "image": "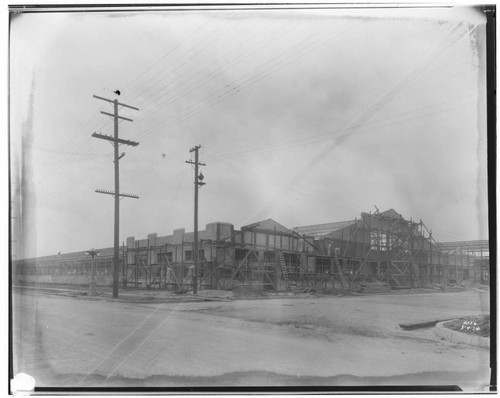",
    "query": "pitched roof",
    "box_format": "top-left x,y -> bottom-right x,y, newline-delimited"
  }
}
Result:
293,220 -> 356,237
242,218 -> 292,234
